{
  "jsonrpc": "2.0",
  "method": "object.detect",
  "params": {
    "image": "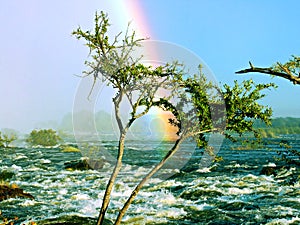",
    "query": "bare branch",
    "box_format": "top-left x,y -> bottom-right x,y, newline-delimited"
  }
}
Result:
236,61 -> 300,85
